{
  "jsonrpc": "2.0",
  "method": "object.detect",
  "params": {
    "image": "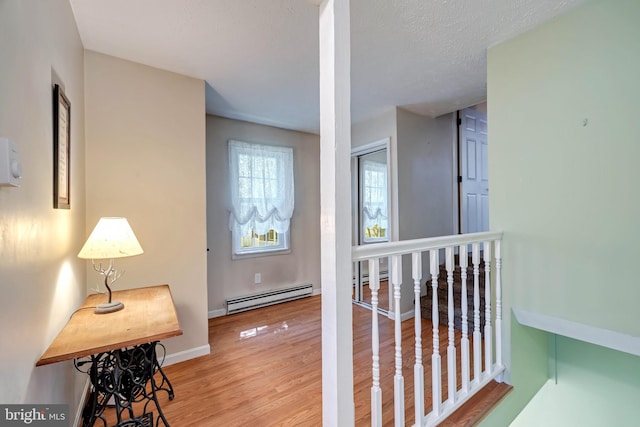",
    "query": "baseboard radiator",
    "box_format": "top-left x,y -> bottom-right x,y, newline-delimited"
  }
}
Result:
226,284 -> 313,314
